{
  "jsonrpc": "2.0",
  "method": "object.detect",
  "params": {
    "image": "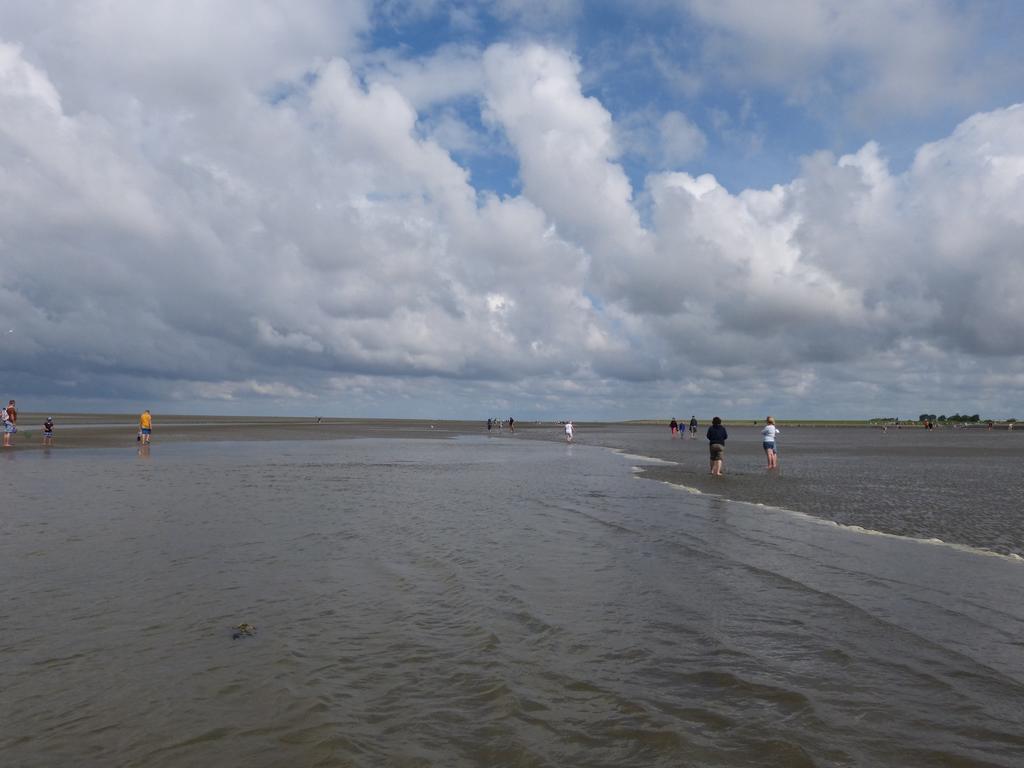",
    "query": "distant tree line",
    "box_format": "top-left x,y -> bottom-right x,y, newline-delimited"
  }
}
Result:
870,415 -> 1017,424
918,413 -> 980,423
